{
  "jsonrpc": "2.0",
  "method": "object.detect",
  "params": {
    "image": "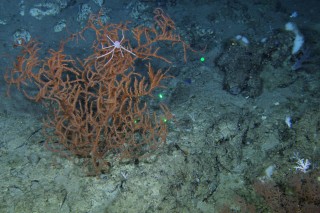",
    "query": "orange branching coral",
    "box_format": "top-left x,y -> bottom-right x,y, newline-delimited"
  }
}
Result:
5,8 -> 186,174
